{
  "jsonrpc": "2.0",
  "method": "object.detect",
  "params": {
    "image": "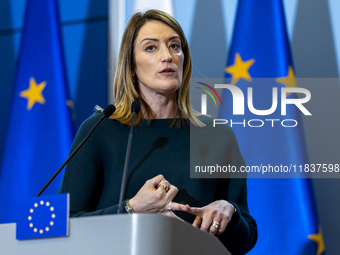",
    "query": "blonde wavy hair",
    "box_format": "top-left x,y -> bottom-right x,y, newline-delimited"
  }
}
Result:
111,9 -> 204,127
